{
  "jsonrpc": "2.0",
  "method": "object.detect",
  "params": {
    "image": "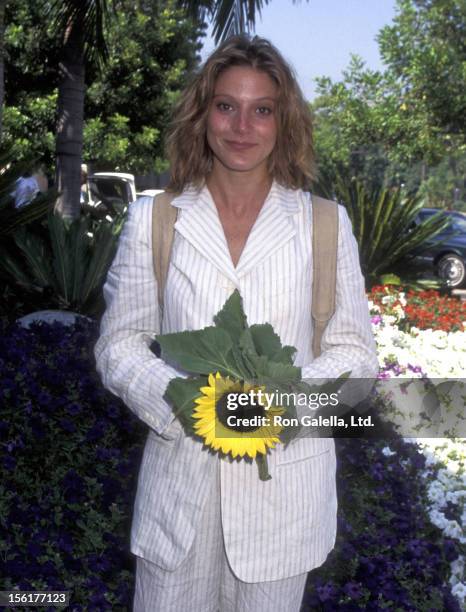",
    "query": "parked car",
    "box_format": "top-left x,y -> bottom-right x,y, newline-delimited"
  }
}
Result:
86,172 -> 137,214
85,173 -> 164,214
136,188 -> 165,198
409,208 -> 466,288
